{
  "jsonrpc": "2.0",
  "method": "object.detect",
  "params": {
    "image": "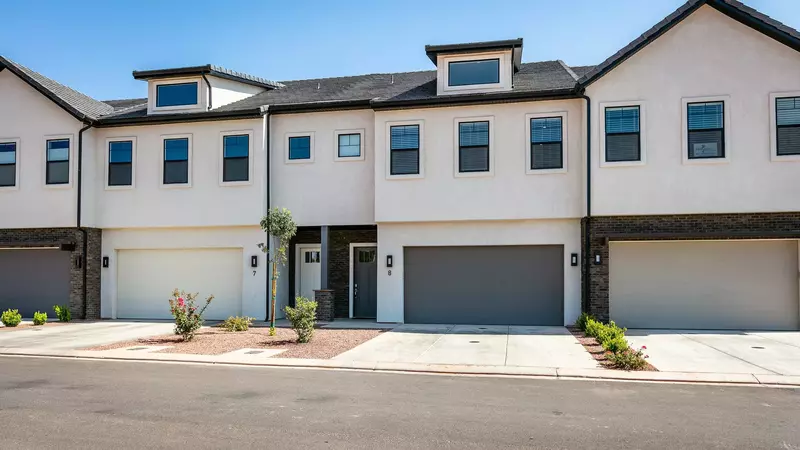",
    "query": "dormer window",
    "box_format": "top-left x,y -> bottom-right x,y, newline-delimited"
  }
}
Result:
448,59 -> 500,87
156,82 -> 199,107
